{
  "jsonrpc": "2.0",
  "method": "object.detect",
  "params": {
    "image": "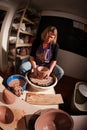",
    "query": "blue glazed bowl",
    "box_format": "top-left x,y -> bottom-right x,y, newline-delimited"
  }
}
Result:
7,74 -> 27,91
